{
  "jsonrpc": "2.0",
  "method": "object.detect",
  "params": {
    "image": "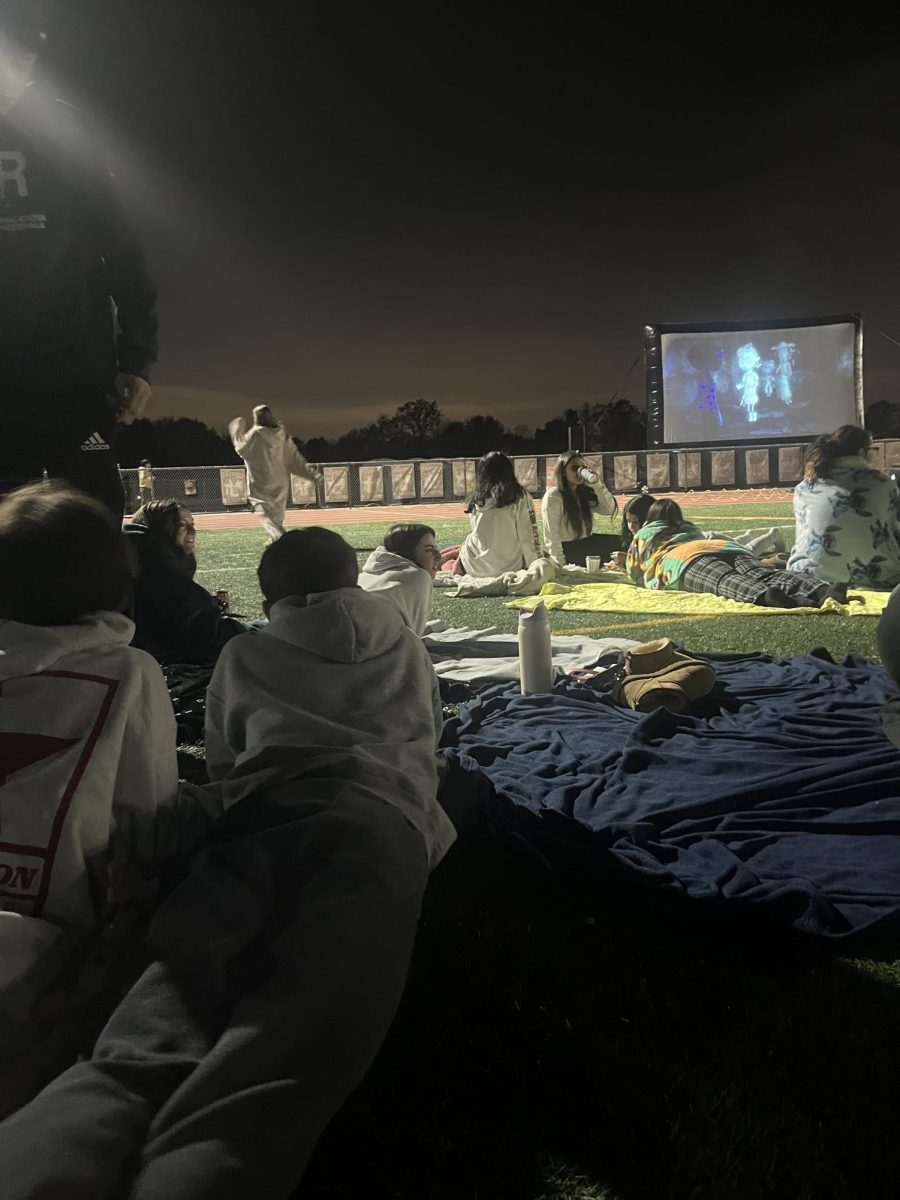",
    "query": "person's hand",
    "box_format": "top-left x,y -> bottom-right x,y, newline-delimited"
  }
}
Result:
115,374 -> 152,424
605,551 -> 626,570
